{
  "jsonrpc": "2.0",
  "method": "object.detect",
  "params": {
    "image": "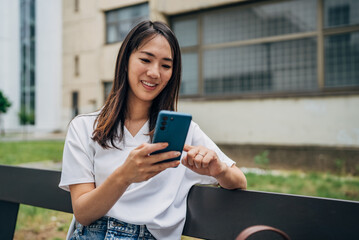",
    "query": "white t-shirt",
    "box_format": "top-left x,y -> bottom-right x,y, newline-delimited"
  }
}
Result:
59,112 -> 235,240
